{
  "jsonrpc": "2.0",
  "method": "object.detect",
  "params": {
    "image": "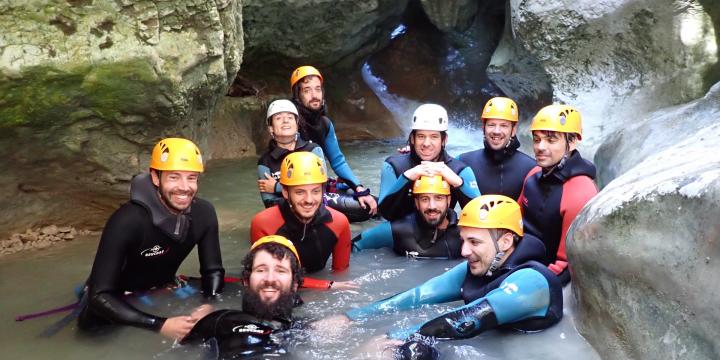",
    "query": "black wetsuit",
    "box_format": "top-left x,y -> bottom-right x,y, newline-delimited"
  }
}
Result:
182,309 -> 291,359
458,137 -> 536,200
78,173 -> 225,331
352,209 -> 463,259
257,138 -> 325,208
